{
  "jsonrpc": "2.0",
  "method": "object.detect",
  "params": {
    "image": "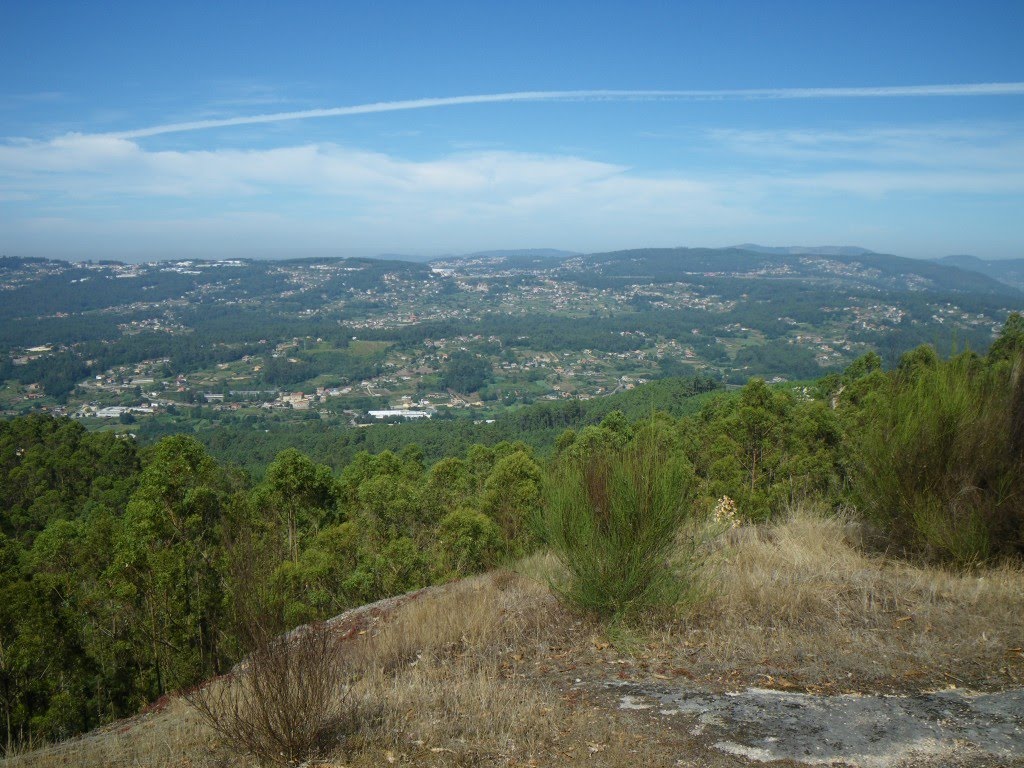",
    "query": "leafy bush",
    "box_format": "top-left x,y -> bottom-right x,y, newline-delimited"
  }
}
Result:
535,432 -> 699,622
853,348 -> 1024,566
481,450 -> 542,554
437,506 -> 503,575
